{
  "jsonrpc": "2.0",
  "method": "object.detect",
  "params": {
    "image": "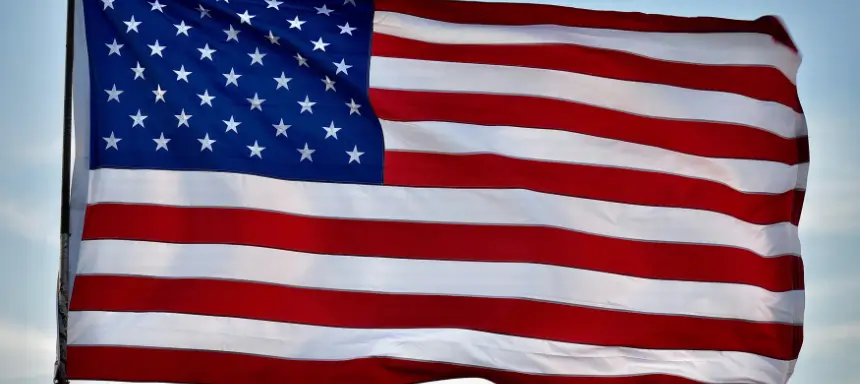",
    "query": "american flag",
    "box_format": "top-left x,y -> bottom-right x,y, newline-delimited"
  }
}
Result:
65,0 -> 808,383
